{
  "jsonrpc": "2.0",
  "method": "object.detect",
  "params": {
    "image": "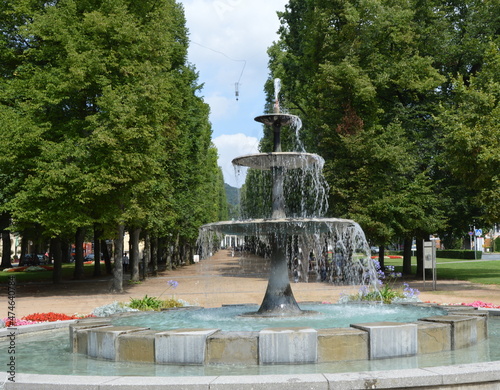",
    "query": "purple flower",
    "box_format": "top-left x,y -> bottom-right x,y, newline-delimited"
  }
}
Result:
167,280 -> 178,289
